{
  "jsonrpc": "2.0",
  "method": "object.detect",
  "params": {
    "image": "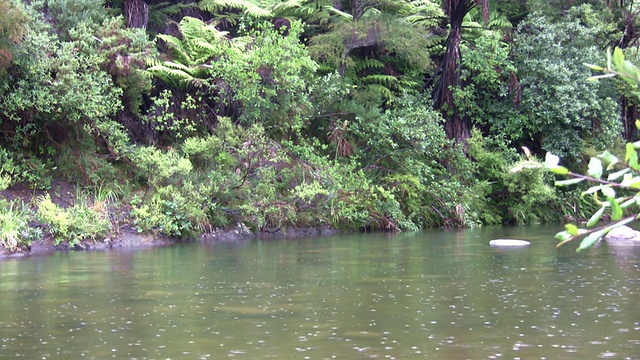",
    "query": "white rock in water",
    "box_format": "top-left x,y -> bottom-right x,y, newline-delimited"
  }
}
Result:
605,226 -> 640,242
489,239 -> 531,247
